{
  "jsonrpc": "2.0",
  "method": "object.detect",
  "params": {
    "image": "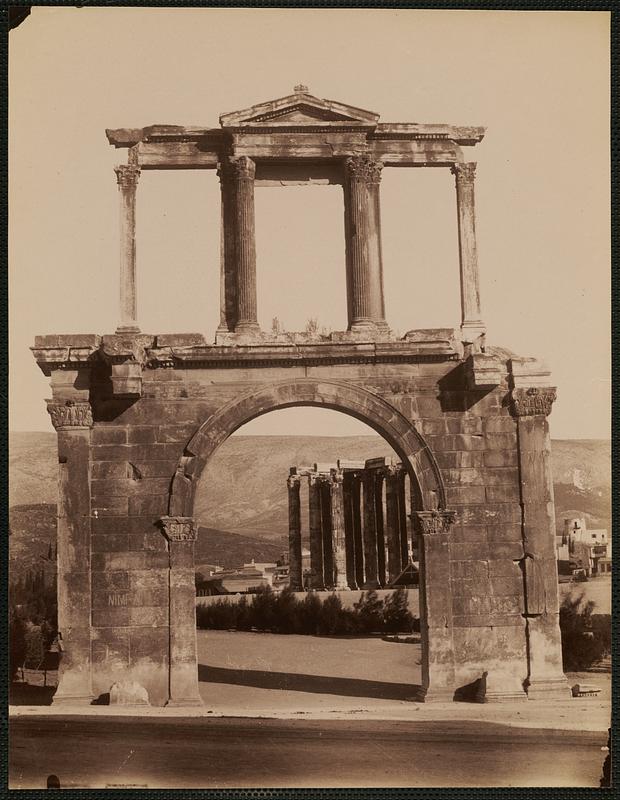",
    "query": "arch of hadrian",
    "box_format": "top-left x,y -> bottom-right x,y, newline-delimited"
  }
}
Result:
32,87 -> 569,706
